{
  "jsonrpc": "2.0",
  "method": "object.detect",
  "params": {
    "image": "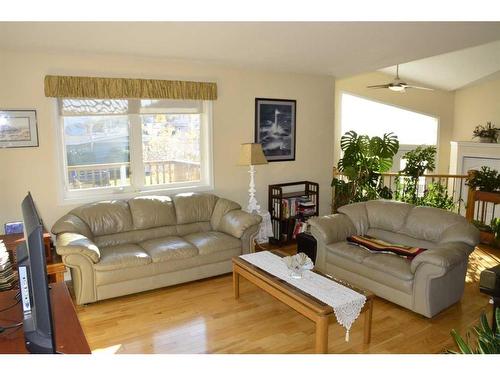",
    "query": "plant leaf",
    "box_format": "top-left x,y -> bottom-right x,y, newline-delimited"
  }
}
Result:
450,329 -> 473,354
